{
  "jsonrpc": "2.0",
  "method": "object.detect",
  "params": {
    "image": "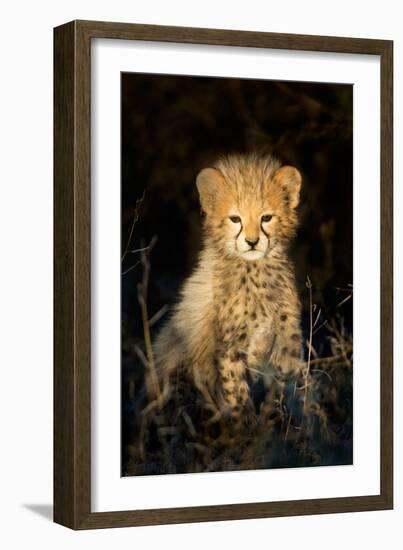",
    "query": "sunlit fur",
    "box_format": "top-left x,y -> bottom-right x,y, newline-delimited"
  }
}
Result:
155,153 -> 303,418
203,154 -> 299,261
